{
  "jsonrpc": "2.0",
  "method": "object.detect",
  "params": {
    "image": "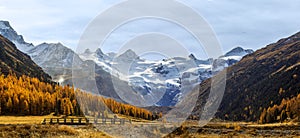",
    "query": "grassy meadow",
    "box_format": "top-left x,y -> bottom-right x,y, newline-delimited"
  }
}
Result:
0,115 -> 299,138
